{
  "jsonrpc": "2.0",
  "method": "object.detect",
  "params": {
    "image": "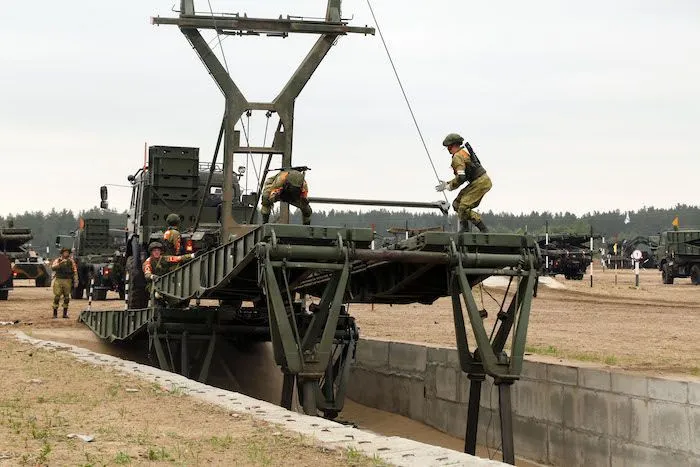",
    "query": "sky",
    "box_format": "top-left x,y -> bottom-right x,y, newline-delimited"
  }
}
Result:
1,0 -> 698,217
